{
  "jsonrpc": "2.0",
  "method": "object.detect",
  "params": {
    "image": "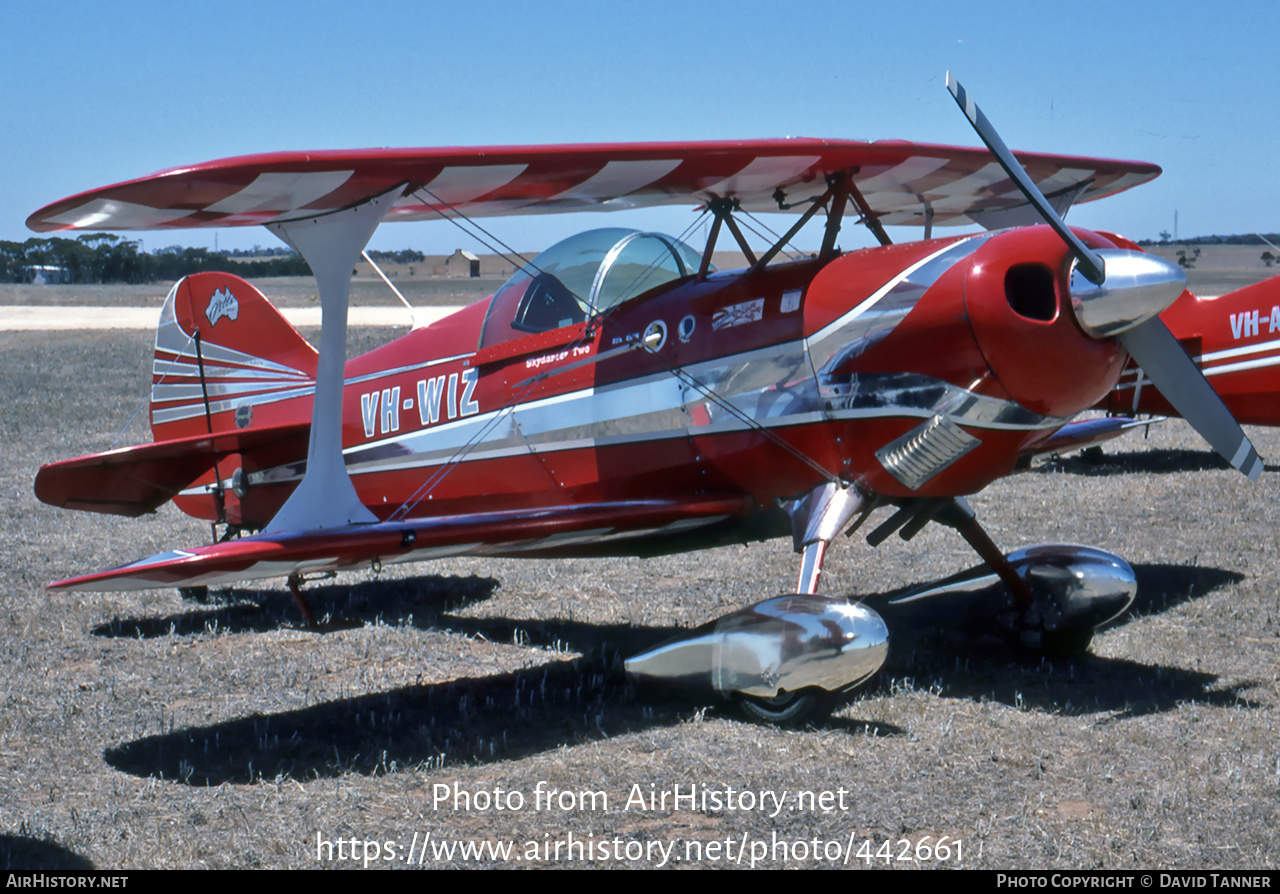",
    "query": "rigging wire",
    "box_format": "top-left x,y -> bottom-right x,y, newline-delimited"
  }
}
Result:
109,398 -> 150,450
738,210 -> 806,262
411,188 -> 538,276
